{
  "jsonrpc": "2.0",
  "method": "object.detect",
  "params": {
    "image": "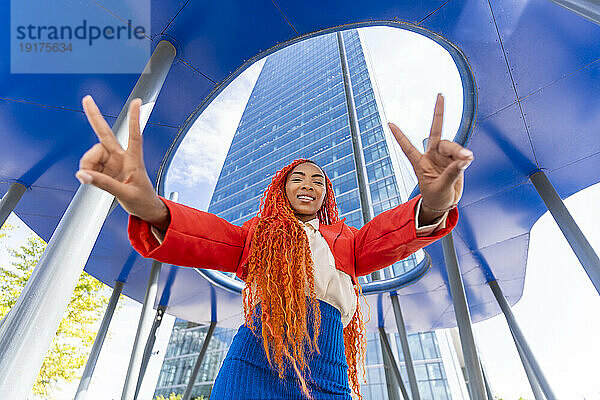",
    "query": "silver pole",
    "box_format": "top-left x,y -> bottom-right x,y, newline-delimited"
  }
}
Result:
121,260 -> 162,400
0,40 -> 176,398
530,170 -> 600,295
134,306 -> 166,400
480,358 -> 494,400
390,293 -> 421,400
122,191 -> 177,400
488,279 -> 556,400
380,331 -> 402,400
441,232 -> 487,400
182,321 -> 217,400
547,0 -> 600,25
75,281 -> 124,400
513,330 -> 545,400
379,327 -> 410,400
336,31 -> 374,226
0,182 -> 27,229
